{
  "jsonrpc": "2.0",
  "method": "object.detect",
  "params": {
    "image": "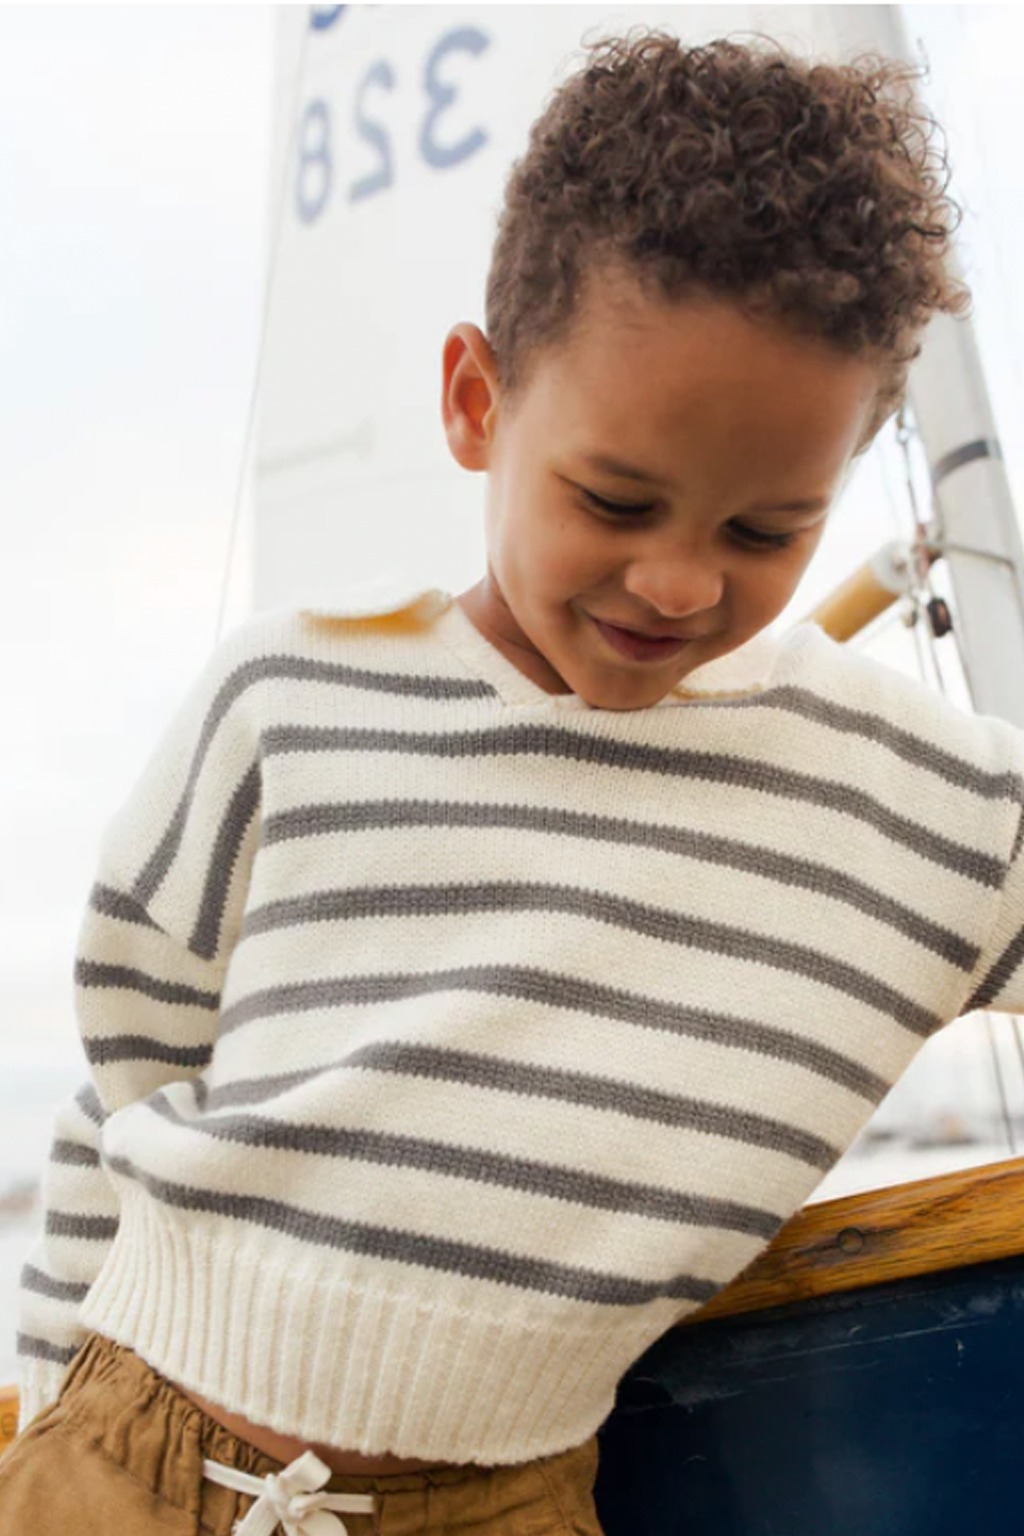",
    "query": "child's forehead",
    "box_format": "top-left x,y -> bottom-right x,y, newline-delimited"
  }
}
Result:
506,291 -> 878,500
524,292 -> 874,423
560,272 -> 827,365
